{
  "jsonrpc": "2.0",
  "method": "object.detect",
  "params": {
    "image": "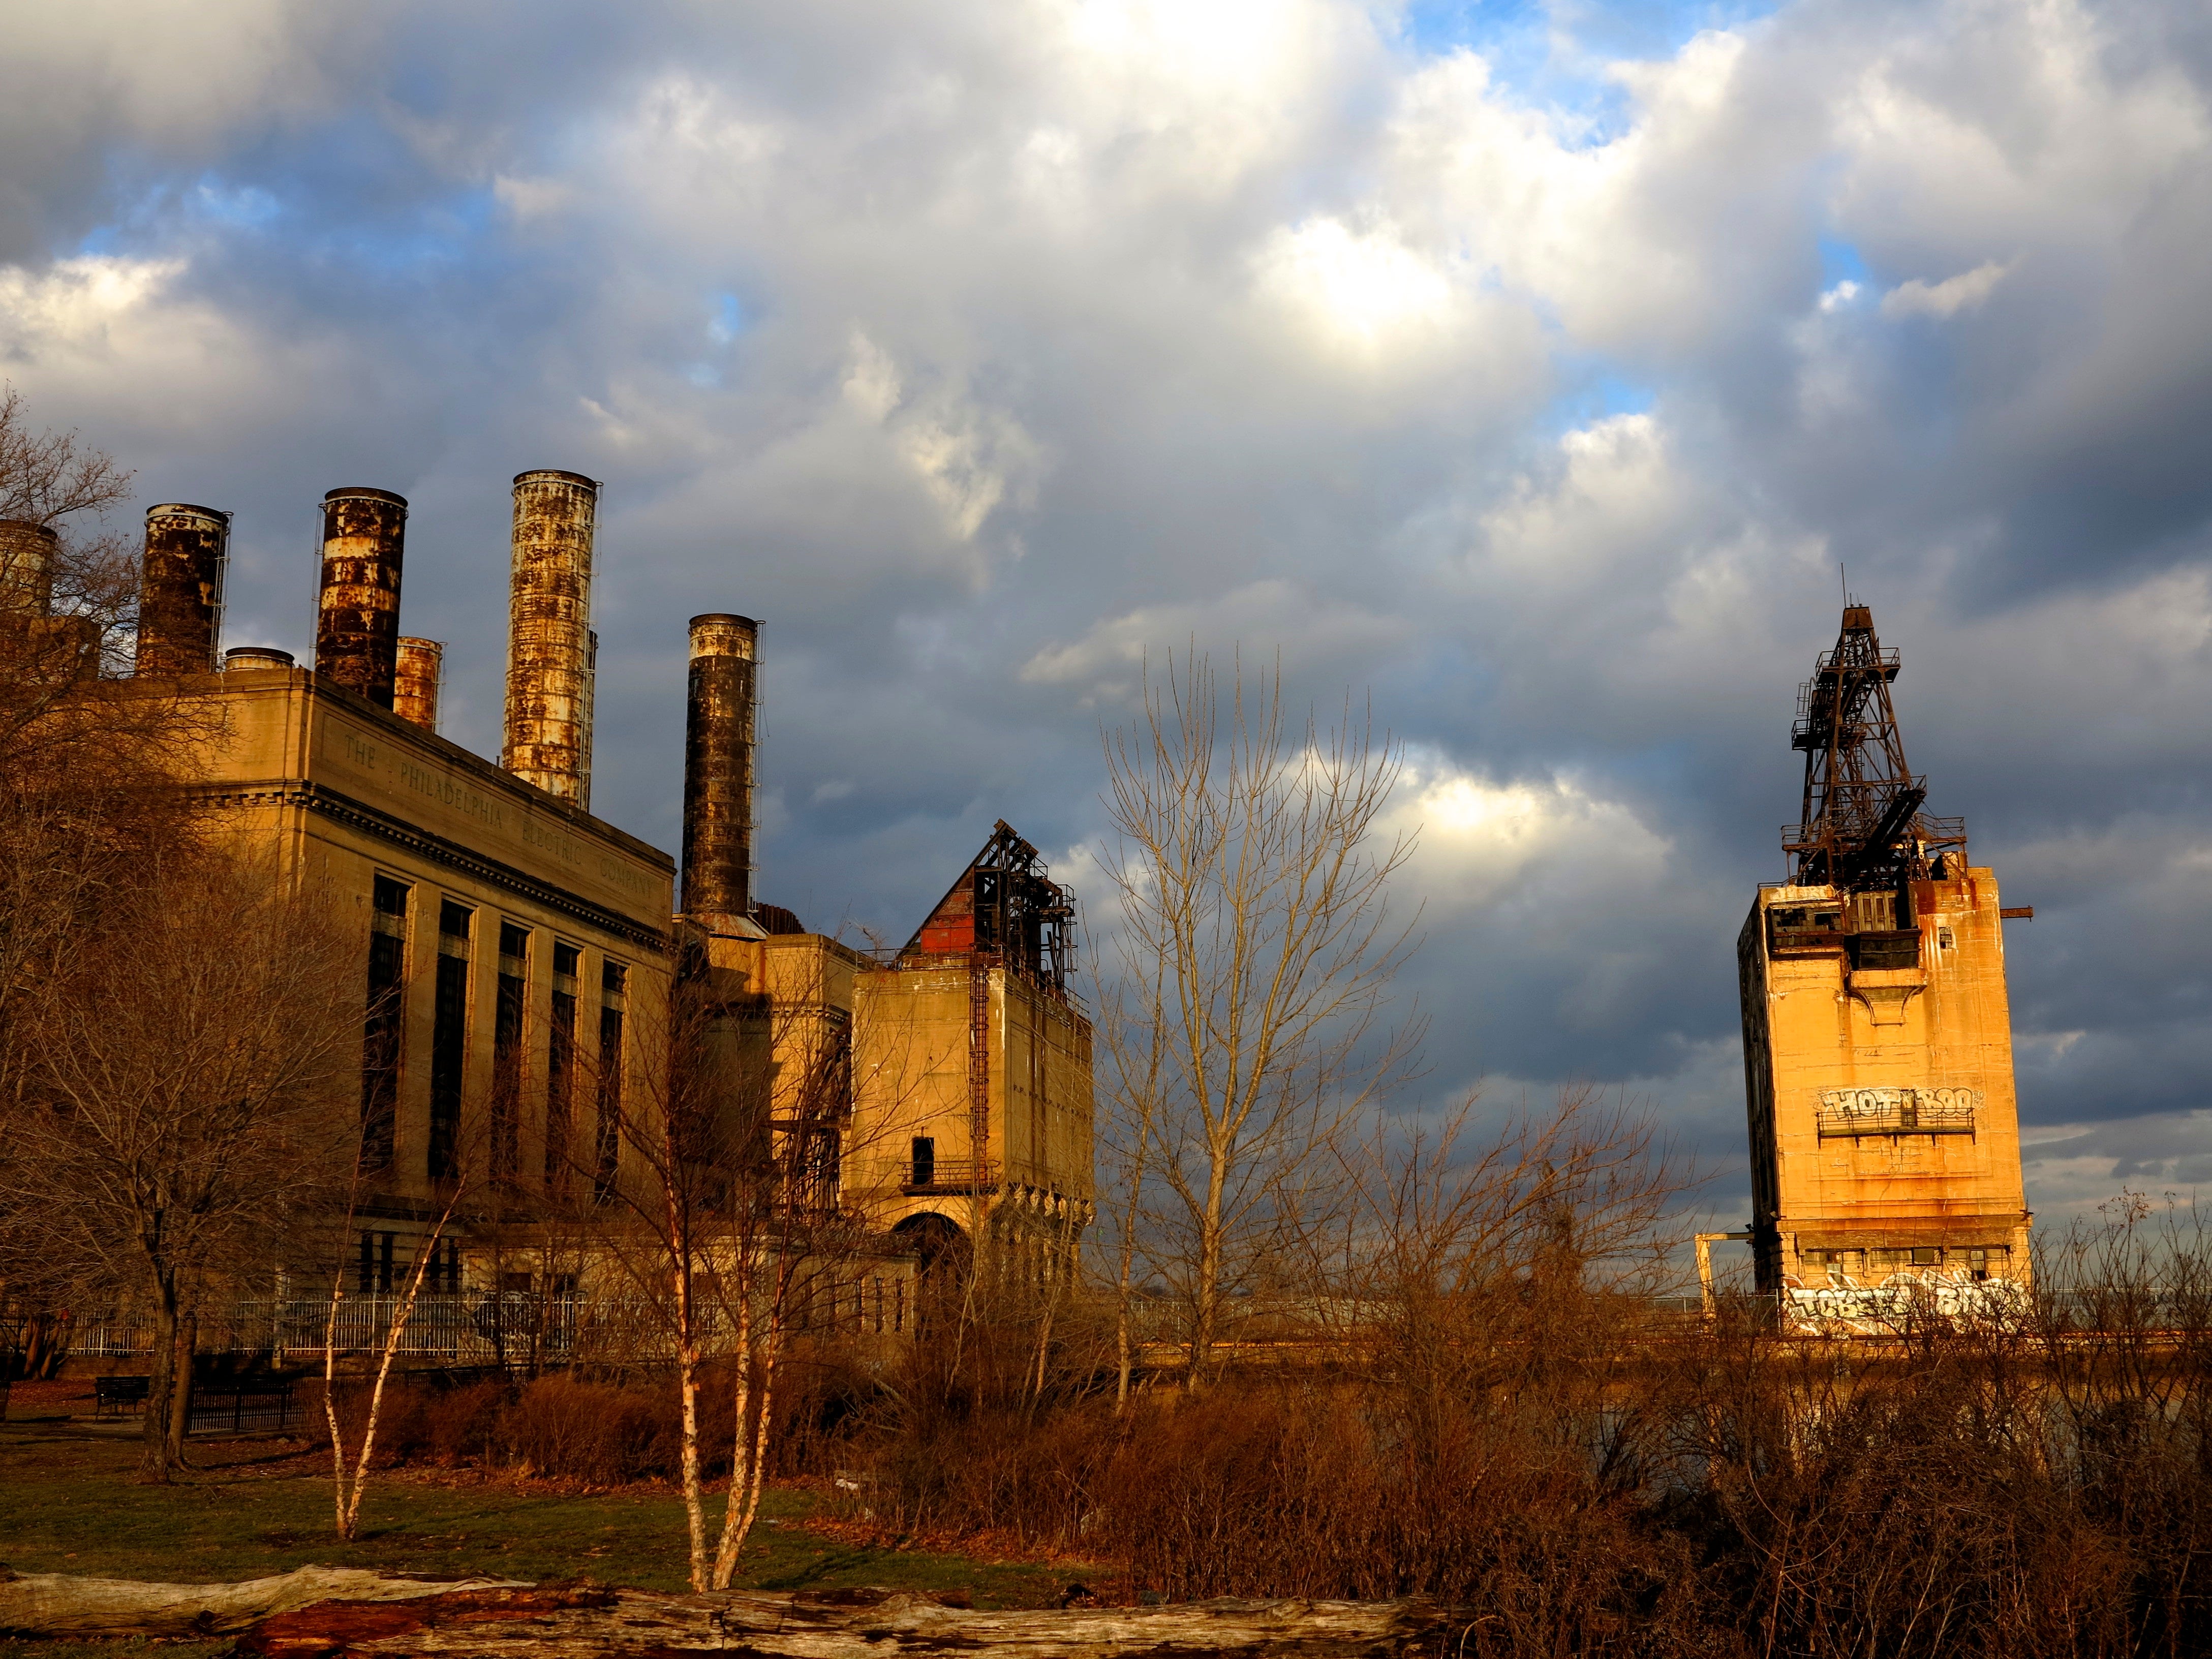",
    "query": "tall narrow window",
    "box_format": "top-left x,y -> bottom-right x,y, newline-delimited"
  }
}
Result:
428,900 -> 473,1180
491,921 -> 529,1181
594,959 -> 627,1202
357,1230 -> 395,1294
361,876 -> 409,1172
546,942 -> 579,1186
